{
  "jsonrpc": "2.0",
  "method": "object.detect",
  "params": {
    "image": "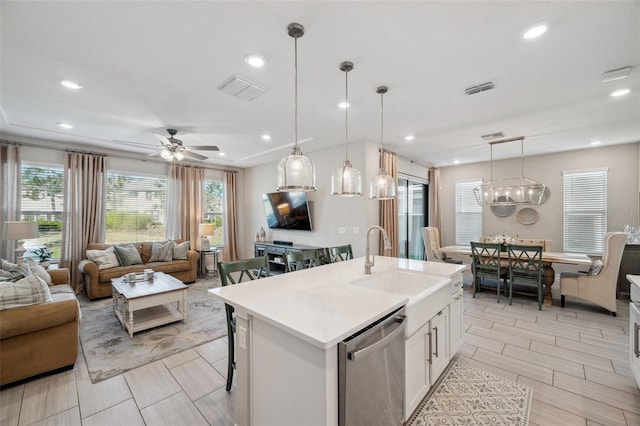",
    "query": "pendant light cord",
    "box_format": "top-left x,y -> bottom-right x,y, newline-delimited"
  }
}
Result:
344,67 -> 349,161
379,90 -> 384,170
294,35 -> 298,149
